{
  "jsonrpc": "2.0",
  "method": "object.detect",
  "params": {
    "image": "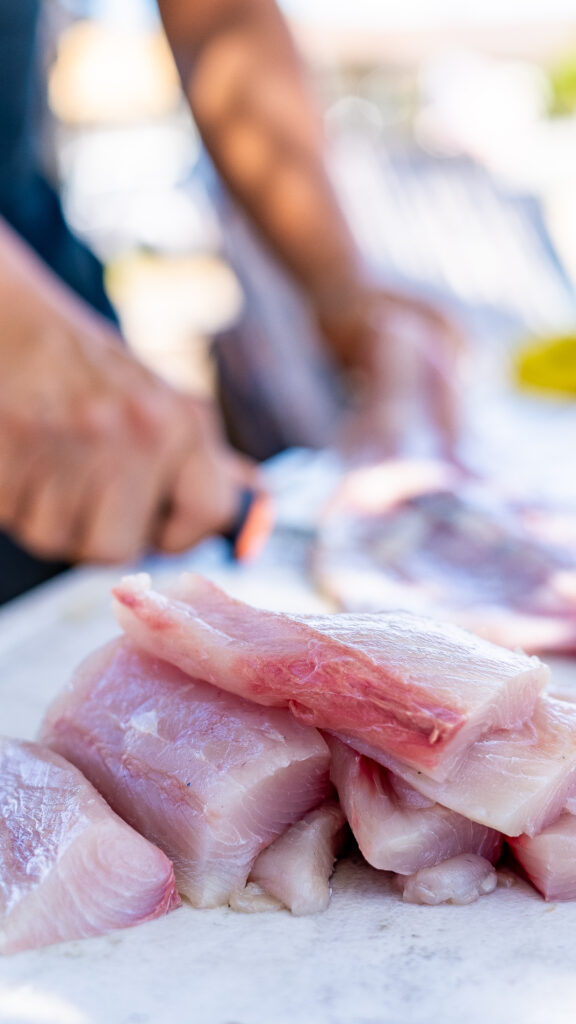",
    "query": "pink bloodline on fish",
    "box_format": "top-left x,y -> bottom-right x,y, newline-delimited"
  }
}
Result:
112,573 -> 547,781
